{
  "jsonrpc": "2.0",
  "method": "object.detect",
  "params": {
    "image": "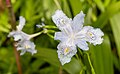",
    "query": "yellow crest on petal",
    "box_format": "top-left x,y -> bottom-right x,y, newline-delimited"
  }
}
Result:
64,47 -> 70,55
